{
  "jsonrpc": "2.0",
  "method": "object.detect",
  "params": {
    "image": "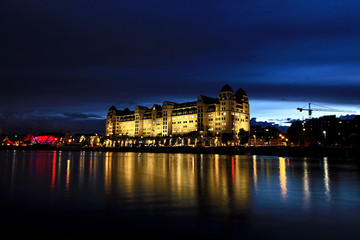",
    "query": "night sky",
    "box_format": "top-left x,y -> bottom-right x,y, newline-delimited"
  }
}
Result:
1,0 -> 360,135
